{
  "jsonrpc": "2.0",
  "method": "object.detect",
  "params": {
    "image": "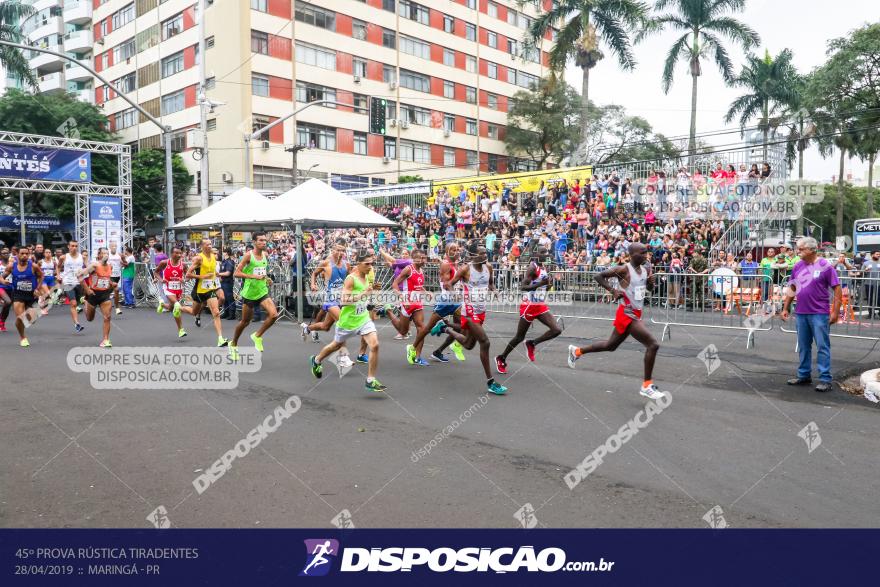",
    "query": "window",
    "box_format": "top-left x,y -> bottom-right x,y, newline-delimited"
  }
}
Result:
295,43 -> 336,70
382,0 -> 395,11
466,55 -> 477,73
295,81 -> 336,105
353,93 -> 368,114
251,30 -> 269,54
466,150 -> 477,168
507,9 -> 518,26
514,70 -> 539,89
114,108 -> 136,130
399,69 -> 429,93
443,48 -> 455,67
487,93 -> 498,110
488,153 -> 498,173
487,62 -> 497,79
465,0 -> 476,8
112,3 -> 134,29
383,65 -> 396,84
444,148 -> 455,166
252,74 -> 269,97
207,118 -> 217,132
297,123 -> 336,150
385,100 -> 397,120
487,31 -> 497,49
465,86 -> 476,104
352,19 -> 367,40
295,2 -> 336,31
354,132 -> 367,155
522,44 -> 539,63
400,35 -> 430,60
251,0 -> 267,12
400,104 -> 431,126
443,114 -> 455,132
382,28 -> 396,49
161,14 -> 183,40
398,0 -> 429,26
161,90 -> 185,115
487,124 -> 499,140
113,38 -> 135,62
443,15 -> 454,33
464,23 -> 476,41
465,118 -> 477,135
443,80 -> 454,99
384,137 -> 396,159
507,38 -> 518,56
205,76 -> 216,89
353,58 -> 367,78
170,132 -> 187,152
160,51 -> 184,78
115,72 -> 135,93
488,2 -> 498,18
399,140 -> 430,163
